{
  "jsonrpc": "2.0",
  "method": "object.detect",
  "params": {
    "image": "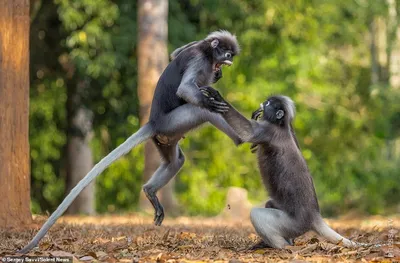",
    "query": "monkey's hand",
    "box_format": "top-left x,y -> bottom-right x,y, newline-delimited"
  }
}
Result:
199,86 -> 229,113
200,86 -> 226,102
